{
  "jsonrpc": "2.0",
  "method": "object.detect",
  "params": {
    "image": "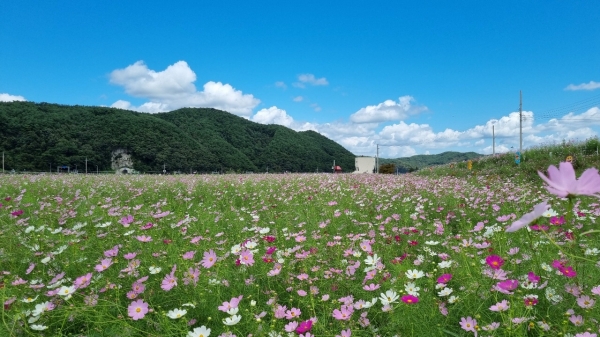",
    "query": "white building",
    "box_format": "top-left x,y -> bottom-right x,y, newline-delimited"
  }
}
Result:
353,156 -> 376,174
